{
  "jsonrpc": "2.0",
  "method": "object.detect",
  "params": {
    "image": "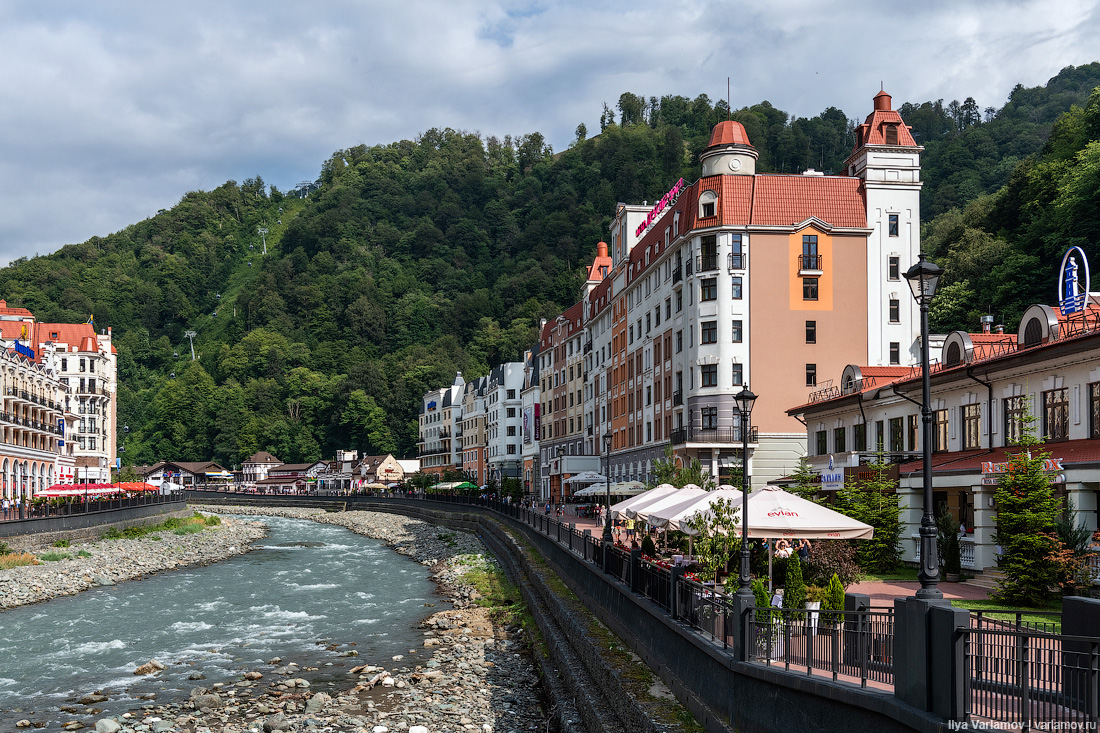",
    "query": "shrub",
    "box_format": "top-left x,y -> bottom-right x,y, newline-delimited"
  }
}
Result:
640,534 -> 656,557
76,550 -> 92,558
38,552 -> 72,562
833,457 -> 903,571
936,510 -> 962,575
0,542 -> 9,555
823,573 -> 846,625
783,556 -> 807,615
52,539 -> 70,548
101,527 -> 124,540
0,551 -> 39,569
202,514 -> 221,526
173,525 -> 203,536
804,540 -> 861,588
752,577 -> 774,625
